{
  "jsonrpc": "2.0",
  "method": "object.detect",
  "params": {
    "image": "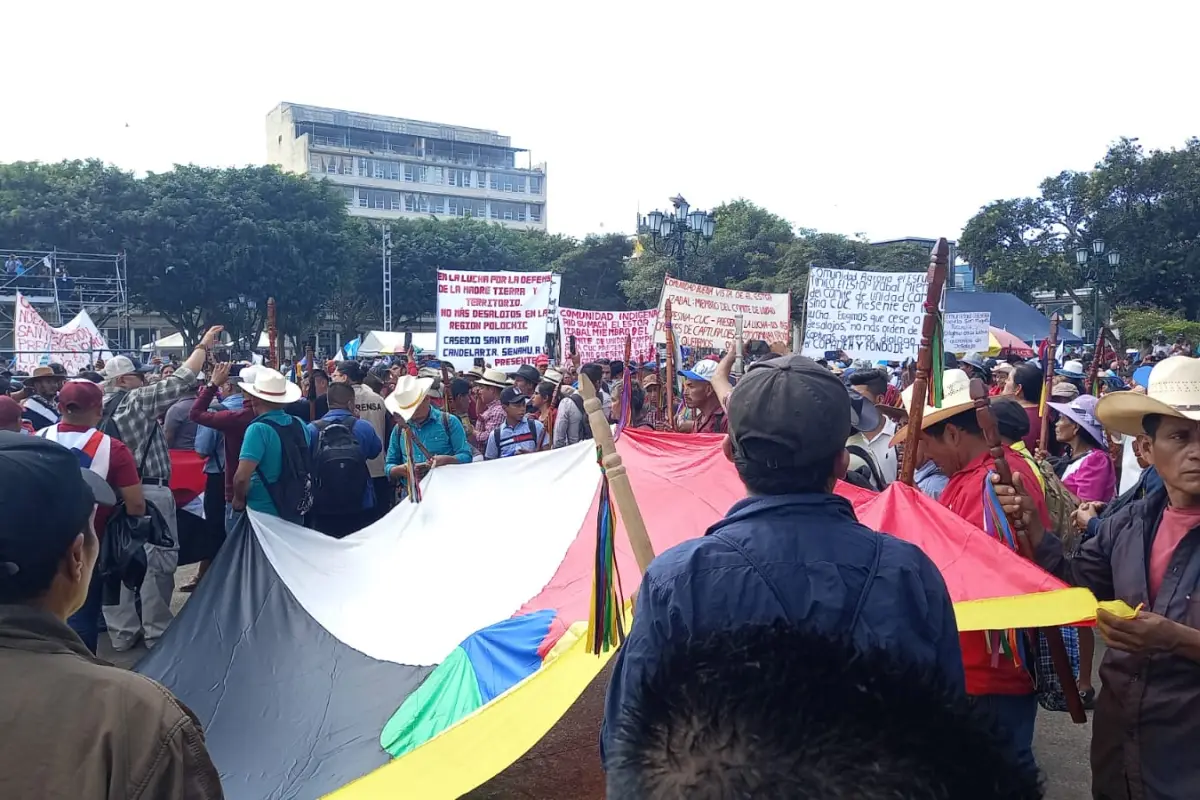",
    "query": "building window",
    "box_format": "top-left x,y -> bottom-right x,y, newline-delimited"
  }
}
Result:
357,189 -> 368,208
448,169 -> 472,188
529,176 -> 542,195
530,204 -> 543,222
429,196 -> 445,214
404,194 -> 416,212
426,166 -> 443,185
